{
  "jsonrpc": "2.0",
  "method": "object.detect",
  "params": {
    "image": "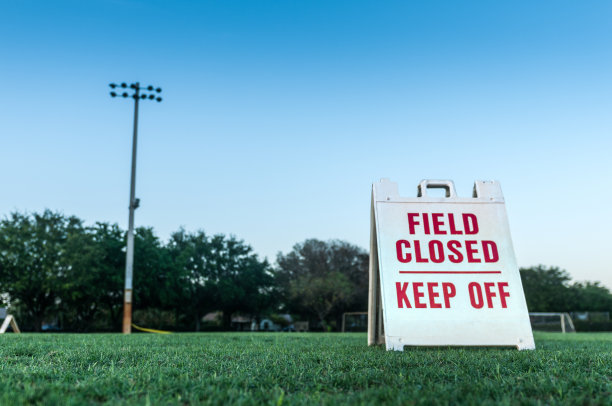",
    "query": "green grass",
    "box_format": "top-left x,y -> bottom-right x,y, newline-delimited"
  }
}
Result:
0,332 -> 610,405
